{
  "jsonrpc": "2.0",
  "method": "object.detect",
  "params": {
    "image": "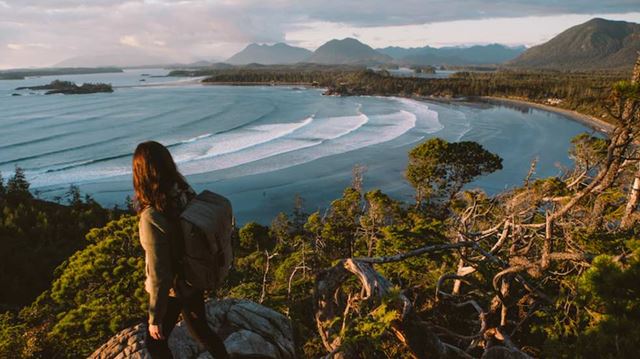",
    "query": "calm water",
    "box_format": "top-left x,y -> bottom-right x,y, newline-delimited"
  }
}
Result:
0,69 -> 597,223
